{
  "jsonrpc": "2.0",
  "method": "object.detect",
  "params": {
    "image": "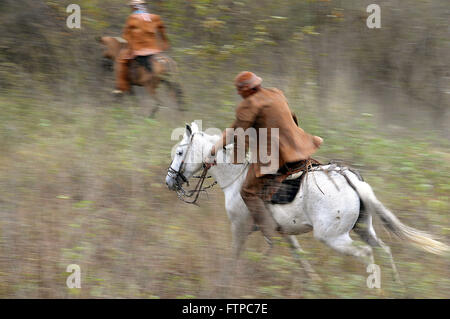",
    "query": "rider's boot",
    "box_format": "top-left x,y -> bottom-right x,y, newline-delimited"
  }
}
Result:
260,206 -> 284,247
244,196 -> 282,245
